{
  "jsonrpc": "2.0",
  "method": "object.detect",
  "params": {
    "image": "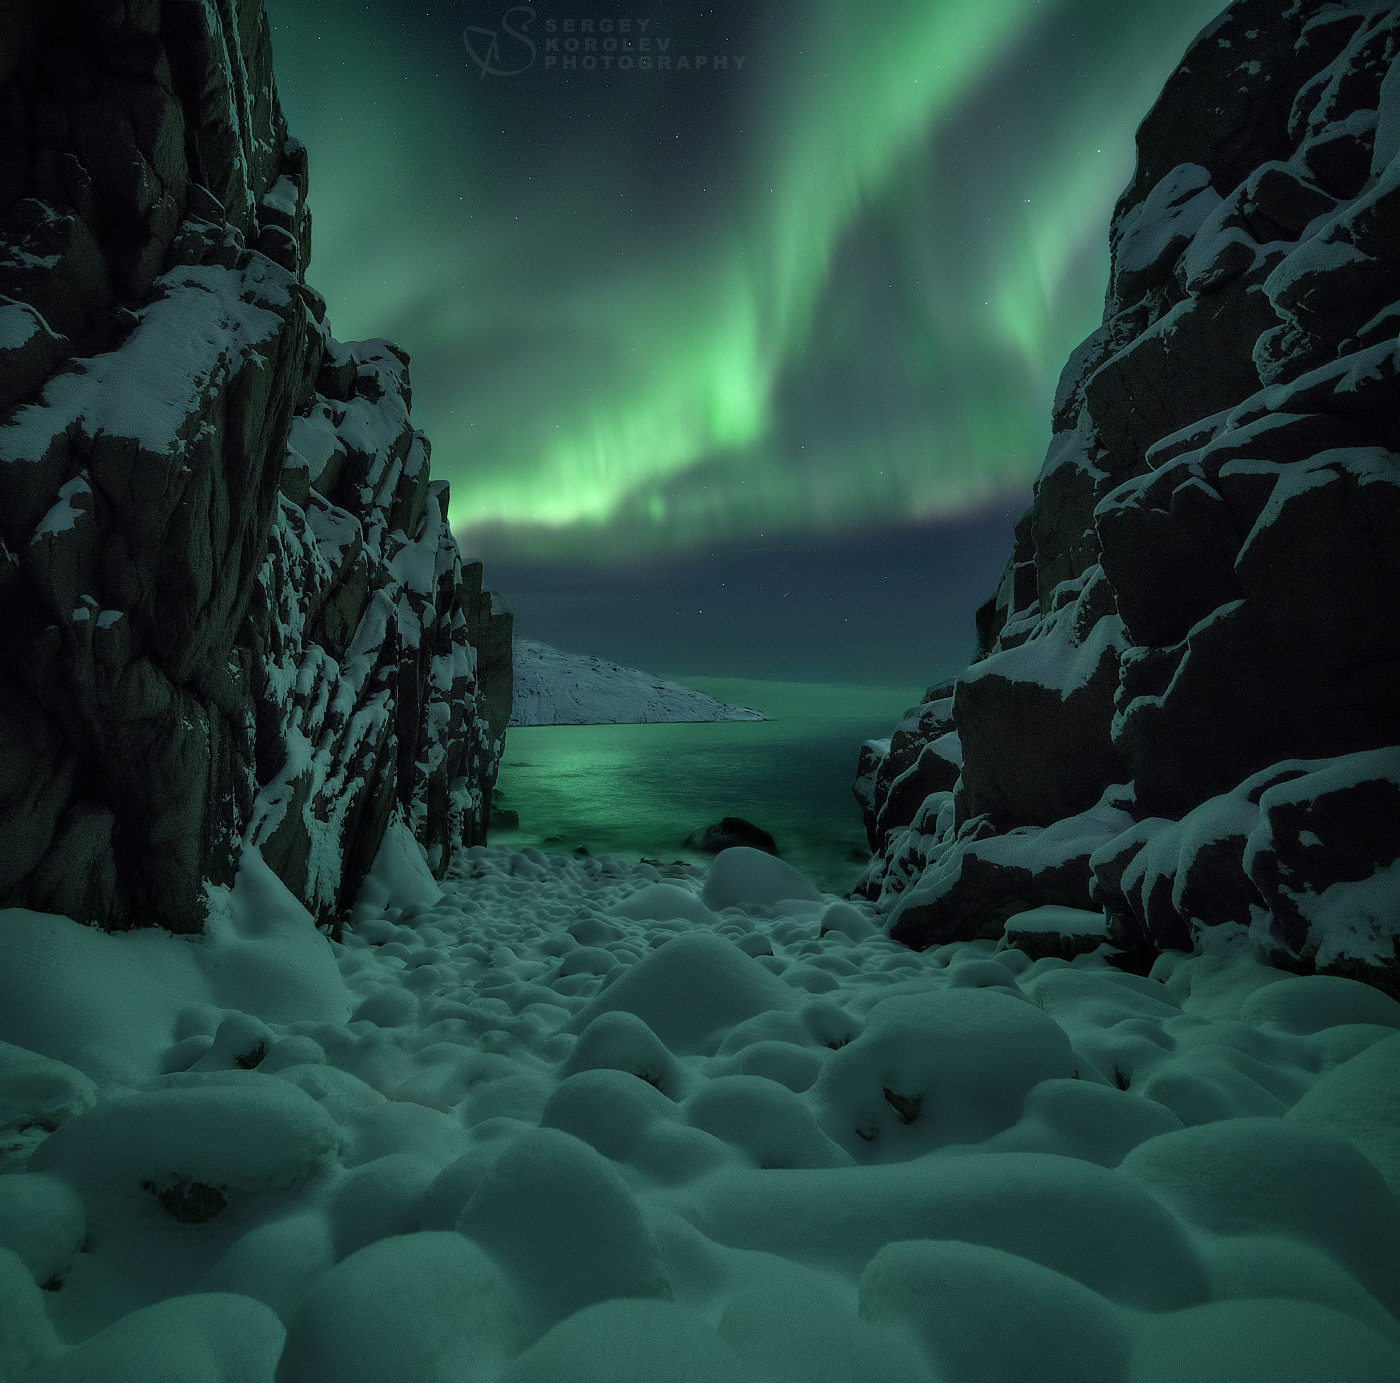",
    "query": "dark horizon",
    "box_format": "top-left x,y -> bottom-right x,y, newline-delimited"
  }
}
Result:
478,486 -> 1029,685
